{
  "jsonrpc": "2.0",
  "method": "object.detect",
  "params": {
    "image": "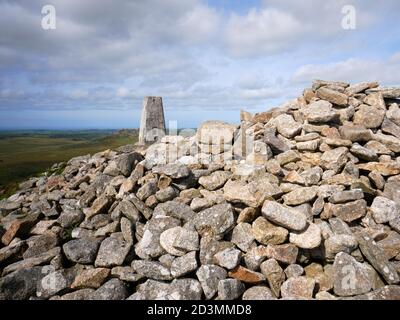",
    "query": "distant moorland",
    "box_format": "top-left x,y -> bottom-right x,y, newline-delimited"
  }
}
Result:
0,129 -> 138,198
